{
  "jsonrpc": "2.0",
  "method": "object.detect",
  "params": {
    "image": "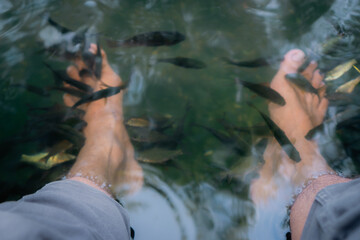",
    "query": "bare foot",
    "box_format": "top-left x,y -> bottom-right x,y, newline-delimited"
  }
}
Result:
269,49 -> 328,141
65,44 -> 143,196
251,49 -> 334,204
